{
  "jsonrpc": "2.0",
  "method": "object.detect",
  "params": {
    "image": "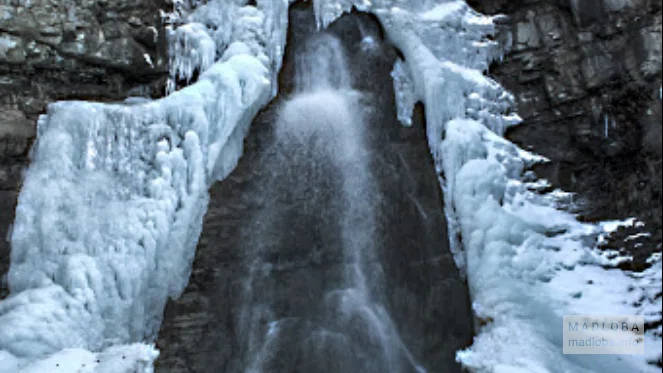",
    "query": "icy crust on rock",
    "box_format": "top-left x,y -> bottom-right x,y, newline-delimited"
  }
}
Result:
444,120 -> 661,373
375,2 -> 520,271
168,23 -> 217,92
390,58 -> 416,127
0,2 -> 279,372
